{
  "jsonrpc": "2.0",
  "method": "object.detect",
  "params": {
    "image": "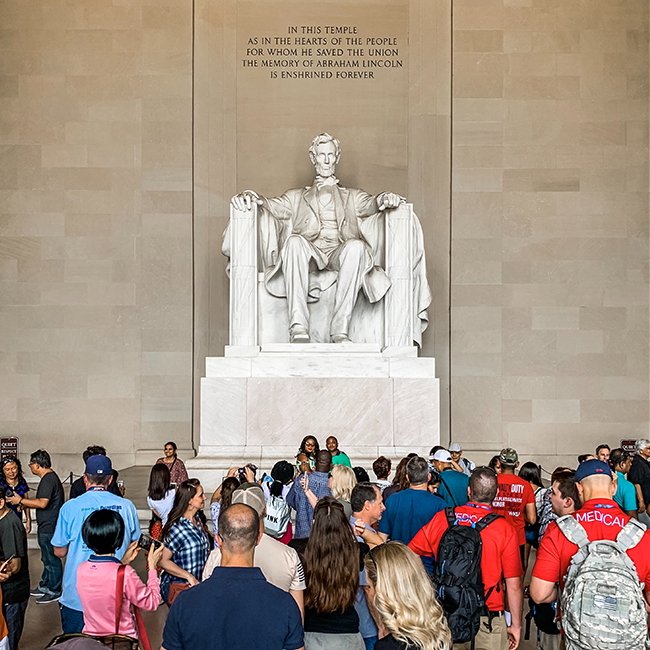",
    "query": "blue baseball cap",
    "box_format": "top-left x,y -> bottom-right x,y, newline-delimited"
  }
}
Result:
574,458 -> 612,483
85,455 -> 112,475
